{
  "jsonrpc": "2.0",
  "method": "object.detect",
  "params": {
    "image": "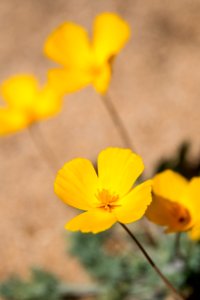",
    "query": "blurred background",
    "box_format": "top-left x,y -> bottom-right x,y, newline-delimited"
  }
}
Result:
0,0 -> 200,299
